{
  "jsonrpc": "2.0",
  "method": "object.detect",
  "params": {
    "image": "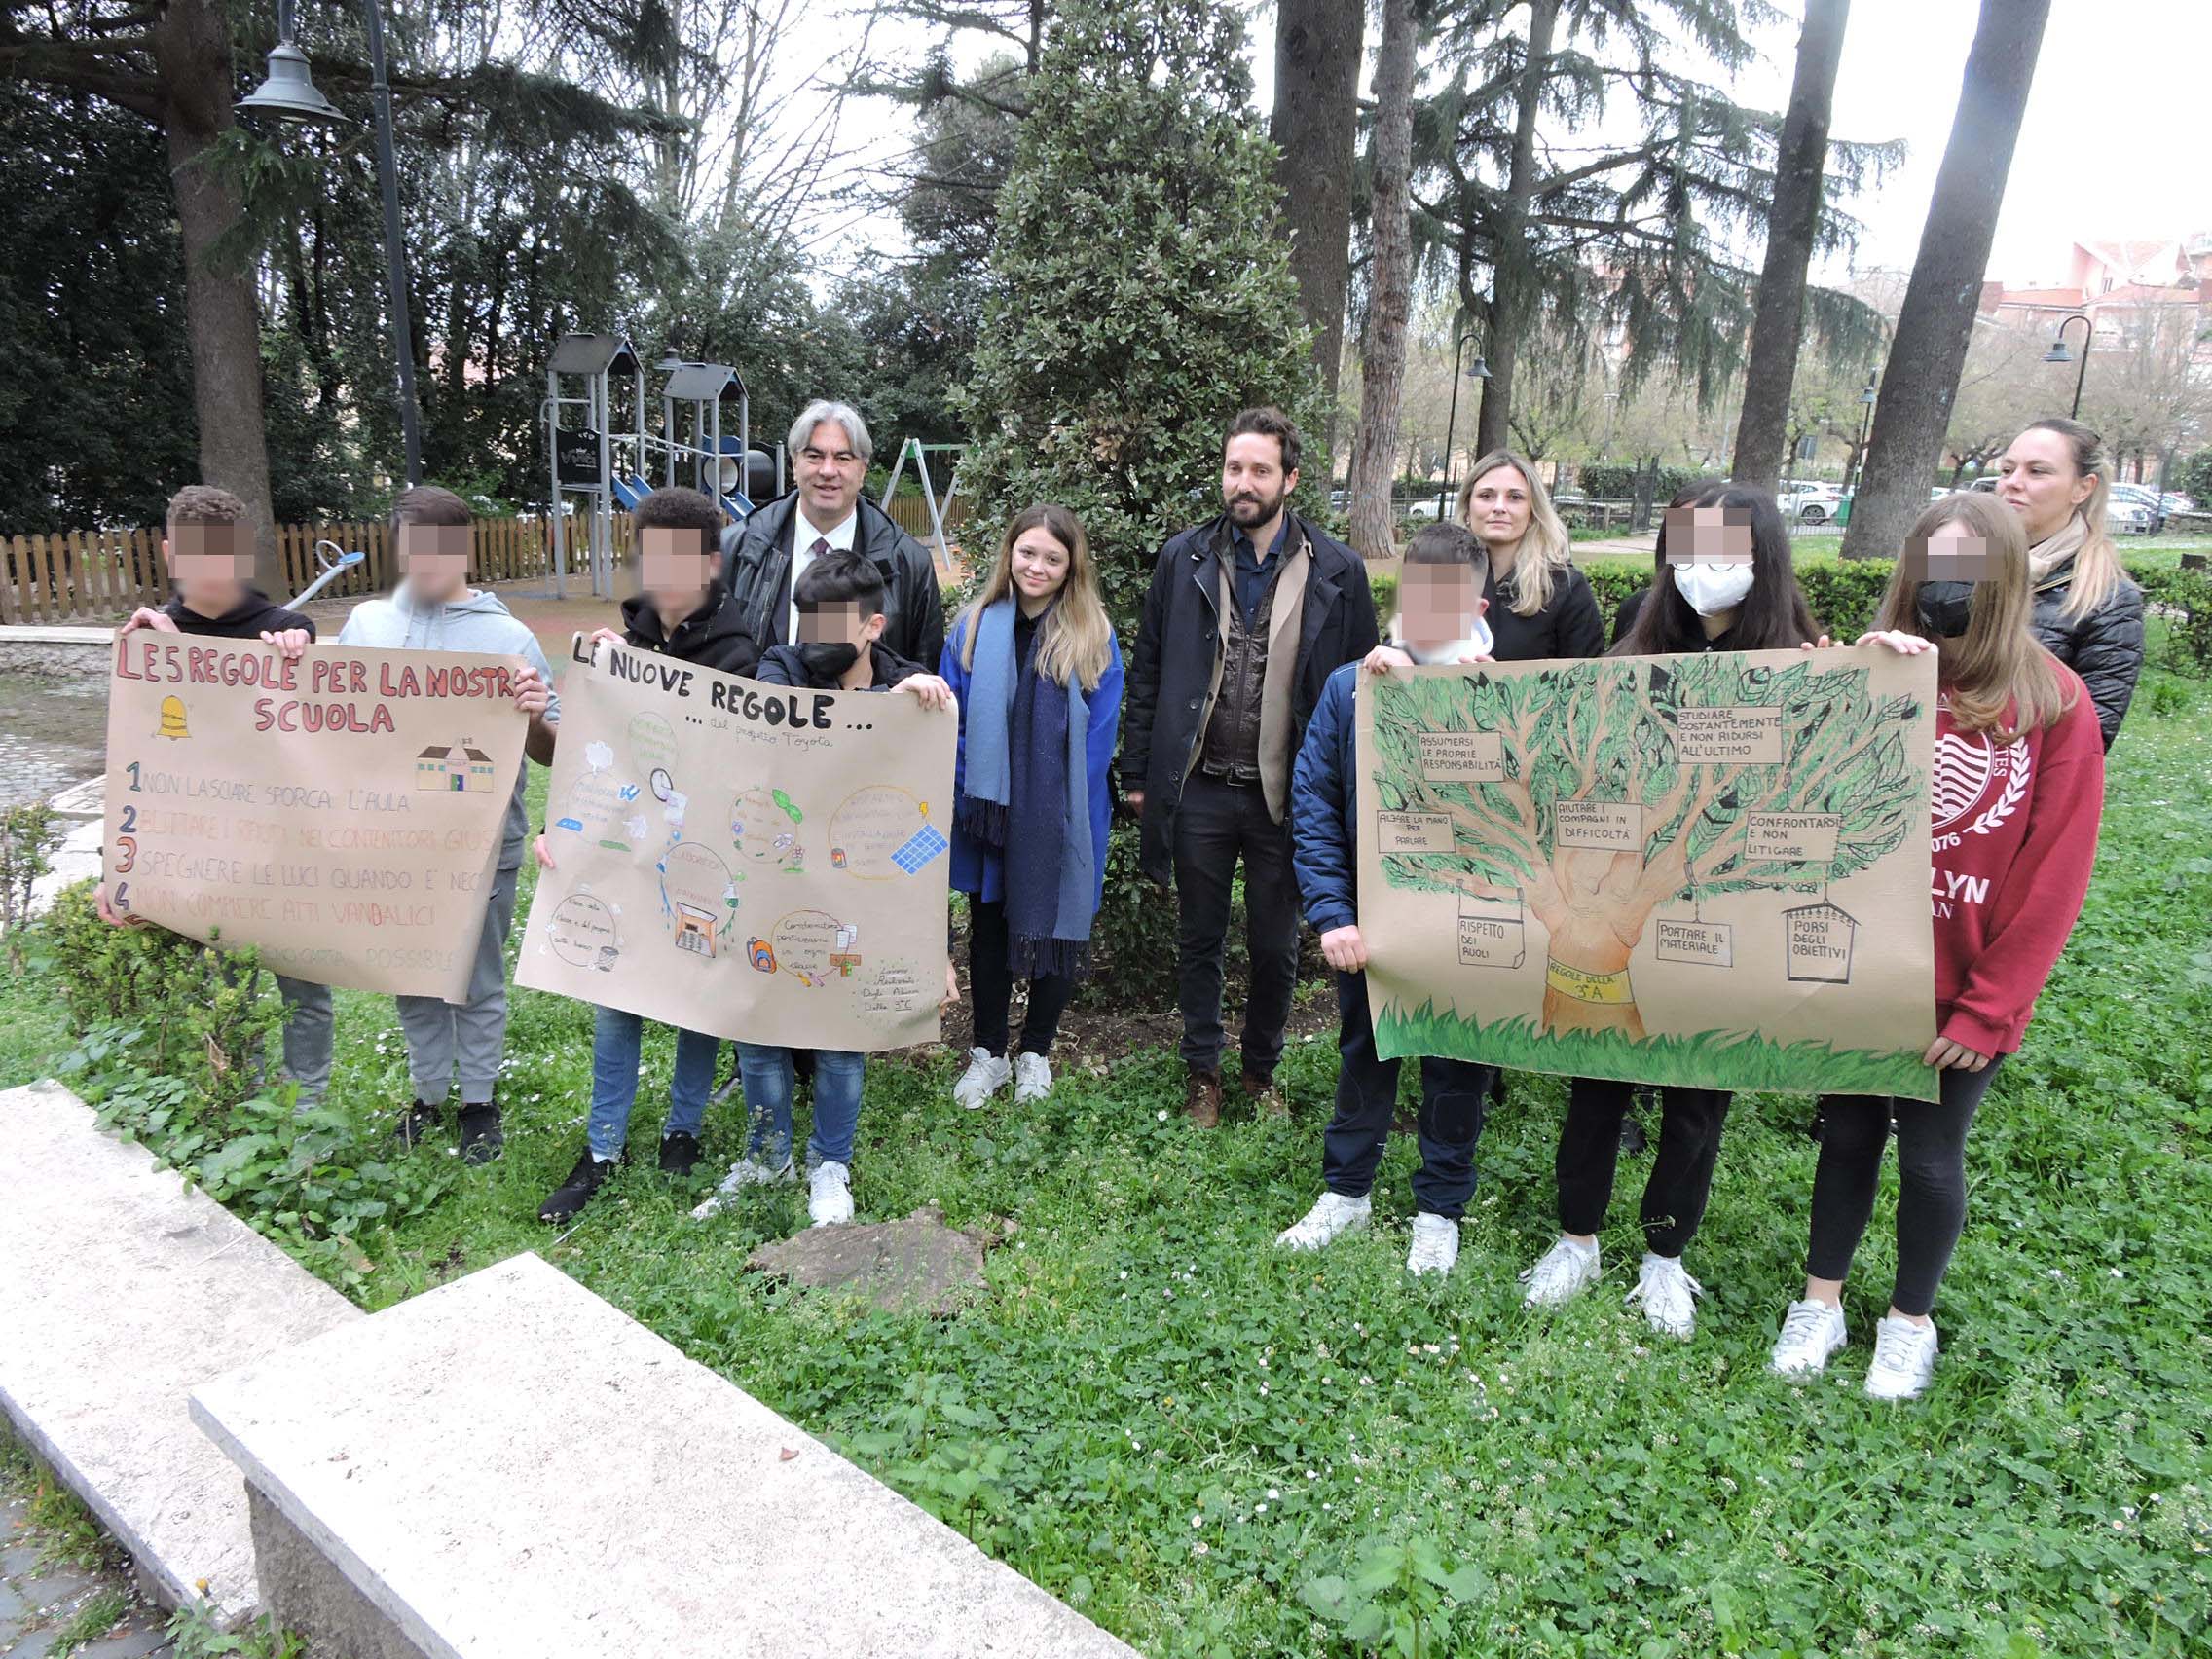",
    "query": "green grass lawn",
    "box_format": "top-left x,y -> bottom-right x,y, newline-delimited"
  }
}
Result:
6,668 -> 2209,1657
